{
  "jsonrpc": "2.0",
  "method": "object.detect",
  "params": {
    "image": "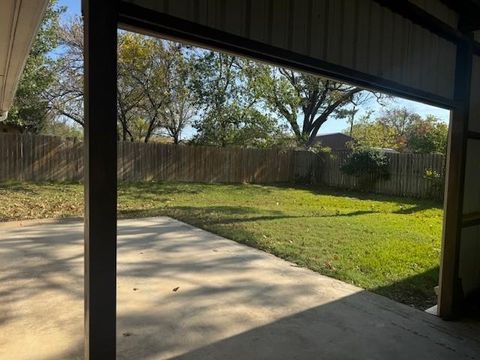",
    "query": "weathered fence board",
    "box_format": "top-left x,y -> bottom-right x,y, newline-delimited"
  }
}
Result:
320,150 -> 445,198
0,133 -> 319,184
0,133 -> 445,198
